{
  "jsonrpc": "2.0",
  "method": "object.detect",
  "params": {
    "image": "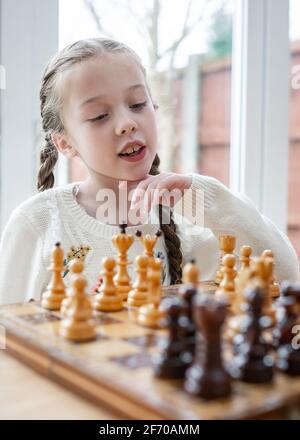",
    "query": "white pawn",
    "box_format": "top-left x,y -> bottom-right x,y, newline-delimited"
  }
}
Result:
127,255 -> 149,307
261,250 -> 280,298
61,258 -> 83,317
138,258 -> 163,329
94,257 -> 124,312
59,259 -> 96,342
215,254 -> 237,308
